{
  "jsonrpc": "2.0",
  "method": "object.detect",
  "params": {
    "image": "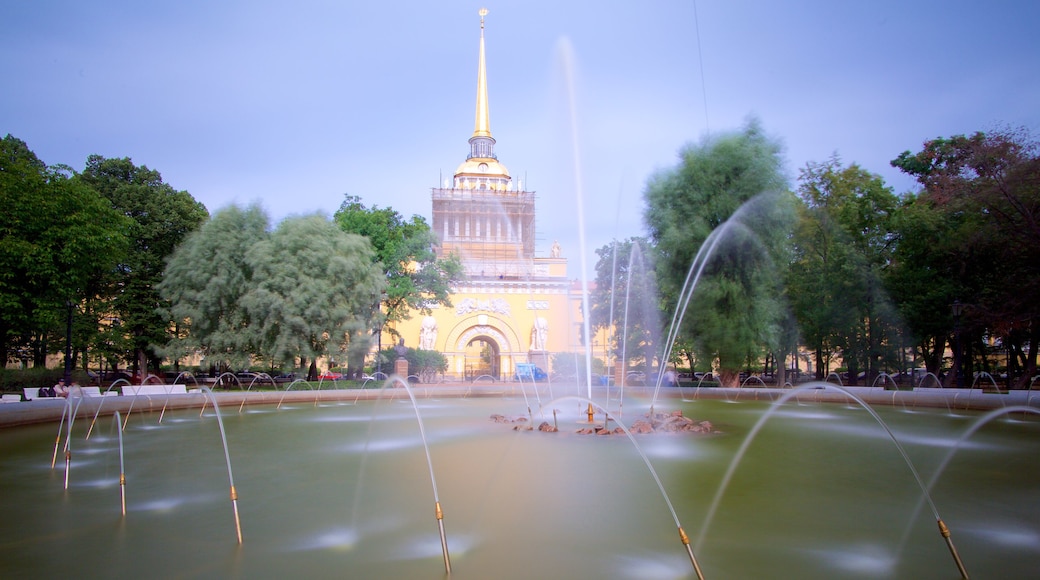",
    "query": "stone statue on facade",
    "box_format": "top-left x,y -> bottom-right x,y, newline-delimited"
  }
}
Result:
530,316 -> 549,351
419,316 -> 438,350
550,240 -> 561,258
